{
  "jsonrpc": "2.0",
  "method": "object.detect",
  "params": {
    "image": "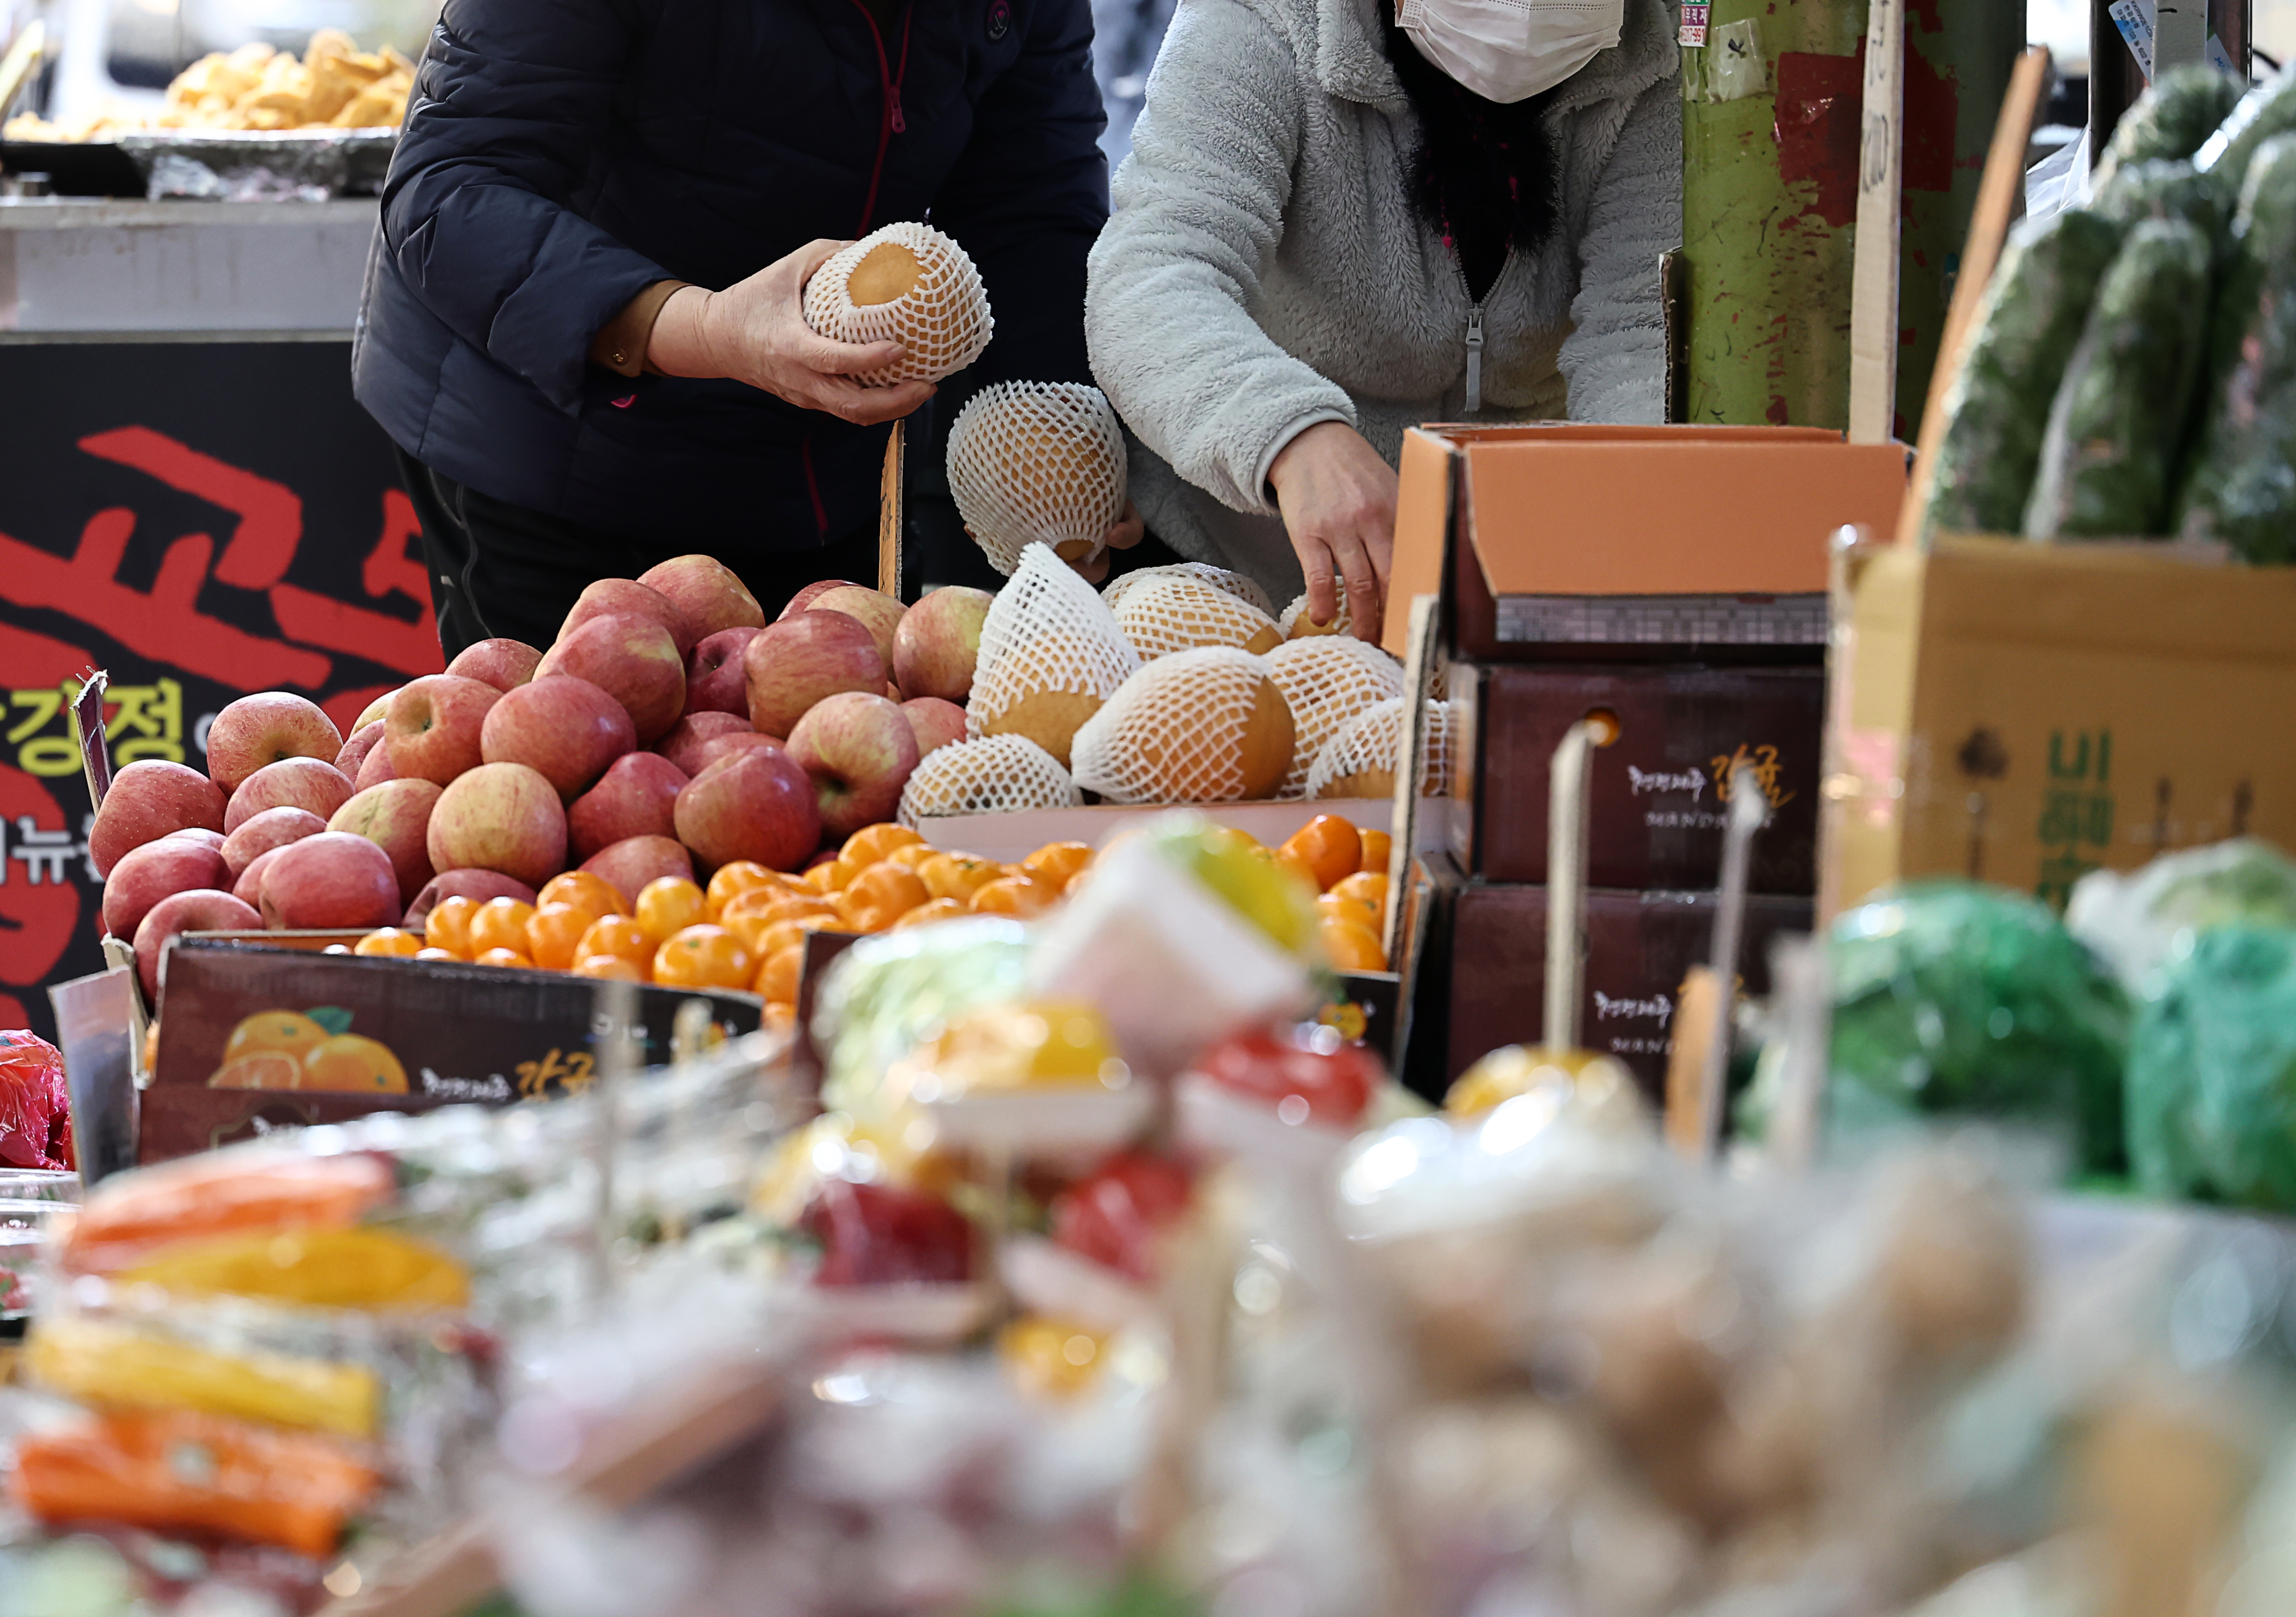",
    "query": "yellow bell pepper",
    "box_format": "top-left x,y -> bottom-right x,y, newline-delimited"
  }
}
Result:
28,1316 -> 381,1439
117,1227 -> 470,1313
